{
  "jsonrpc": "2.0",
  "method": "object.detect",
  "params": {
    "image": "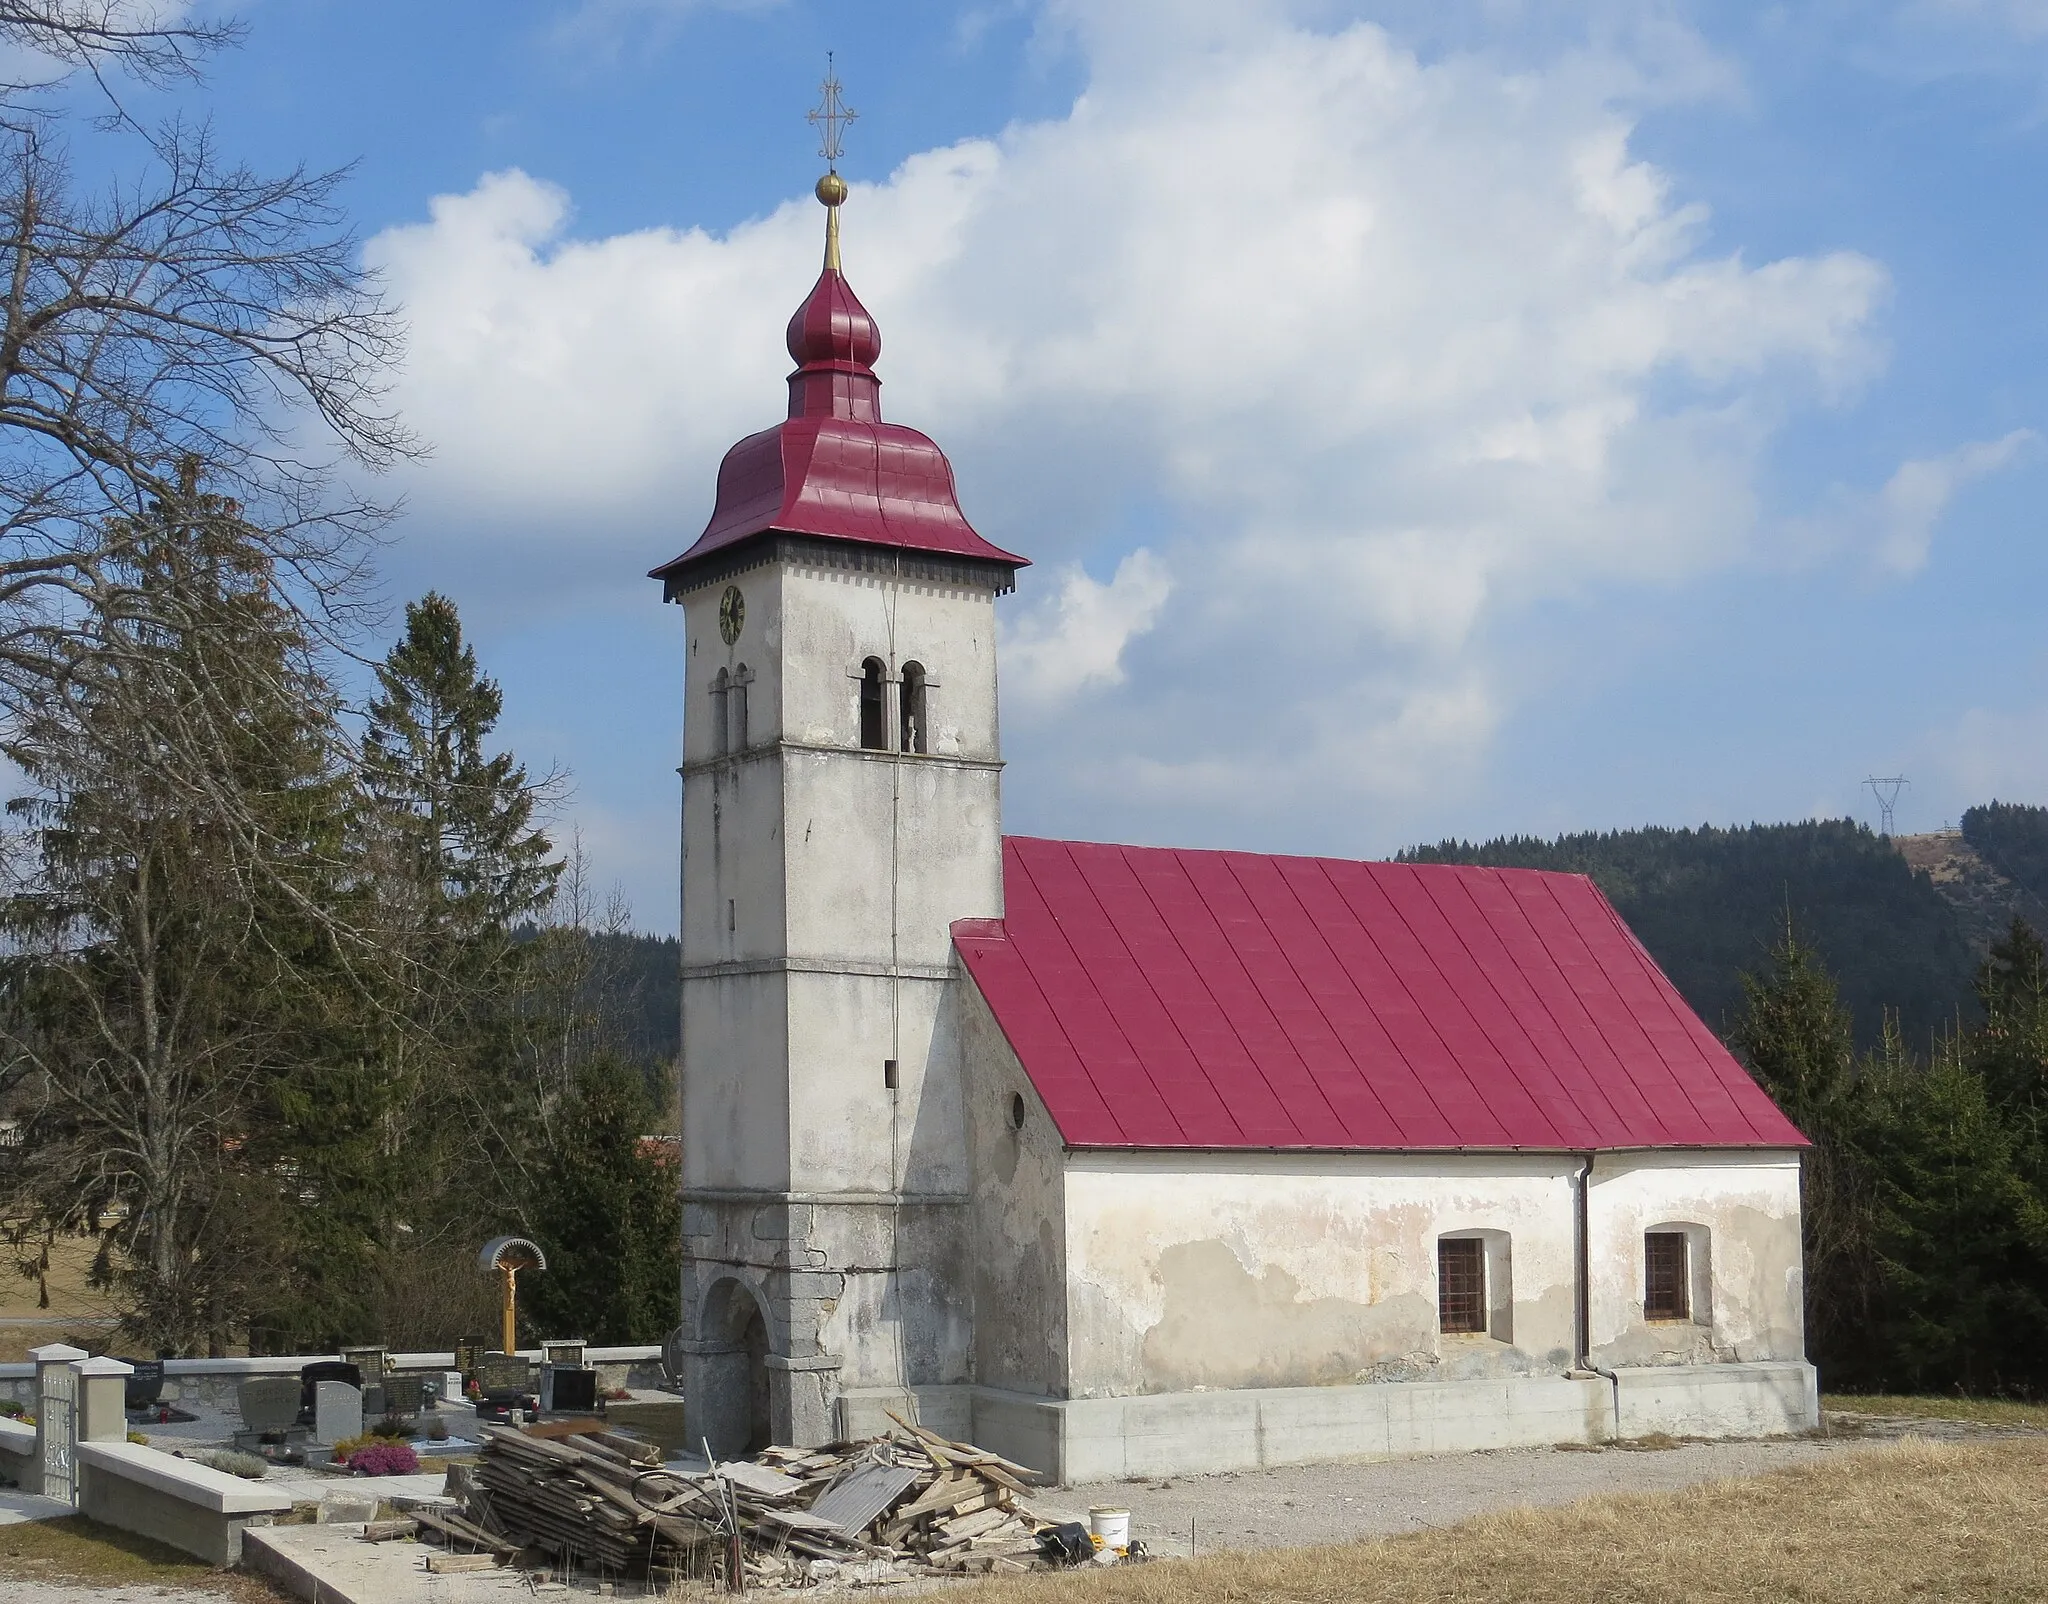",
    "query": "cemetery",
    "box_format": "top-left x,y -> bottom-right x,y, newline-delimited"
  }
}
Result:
0,1329 -> 1129,1597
